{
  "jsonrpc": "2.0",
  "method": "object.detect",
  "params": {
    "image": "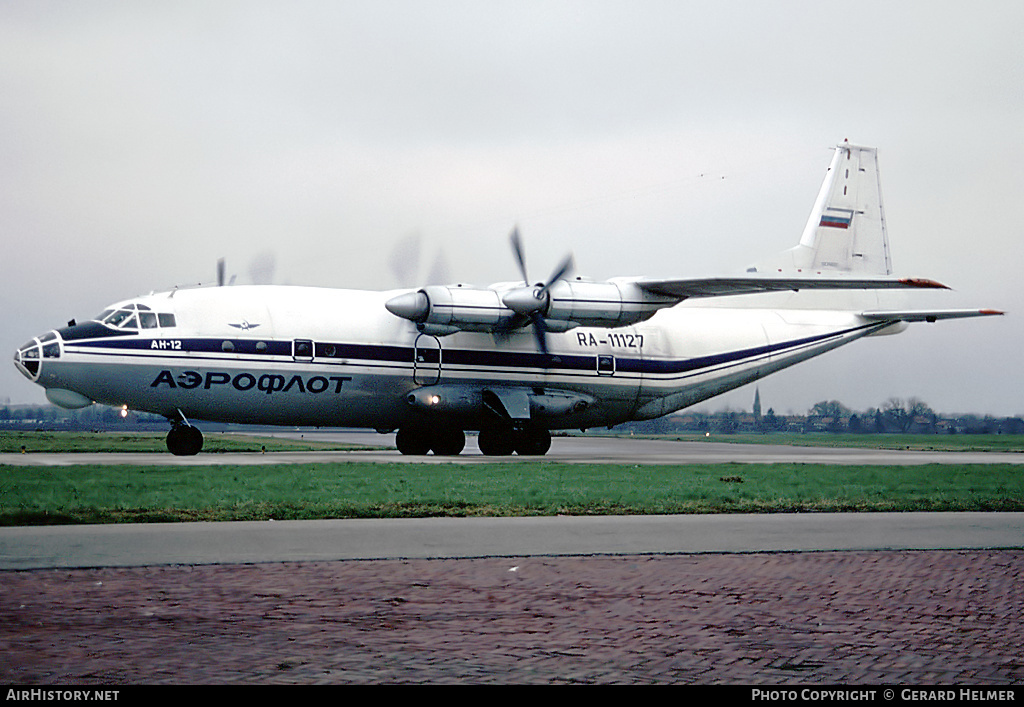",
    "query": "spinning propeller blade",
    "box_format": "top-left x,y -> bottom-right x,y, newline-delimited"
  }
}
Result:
501,228 -> 574,359
510,227 -> 529,284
